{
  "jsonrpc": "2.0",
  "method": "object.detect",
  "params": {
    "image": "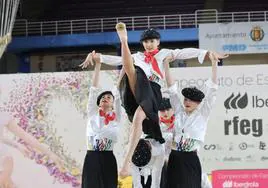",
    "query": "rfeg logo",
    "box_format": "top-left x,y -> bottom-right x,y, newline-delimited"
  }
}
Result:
223,92 -> 263,137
